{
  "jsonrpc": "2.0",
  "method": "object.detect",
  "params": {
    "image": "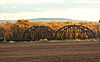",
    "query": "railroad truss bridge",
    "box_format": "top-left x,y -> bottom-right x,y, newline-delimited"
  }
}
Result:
23,25 -> 96,41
